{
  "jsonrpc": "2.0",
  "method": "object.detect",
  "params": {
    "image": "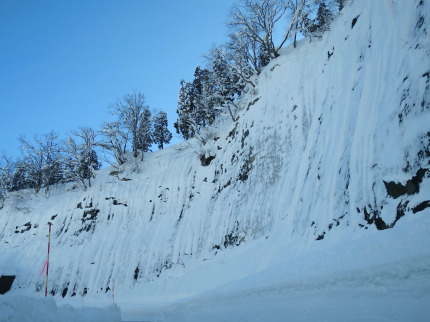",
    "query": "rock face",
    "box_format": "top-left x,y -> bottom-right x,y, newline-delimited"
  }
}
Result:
0,0 -> 429,298
0,275 -> 15,295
